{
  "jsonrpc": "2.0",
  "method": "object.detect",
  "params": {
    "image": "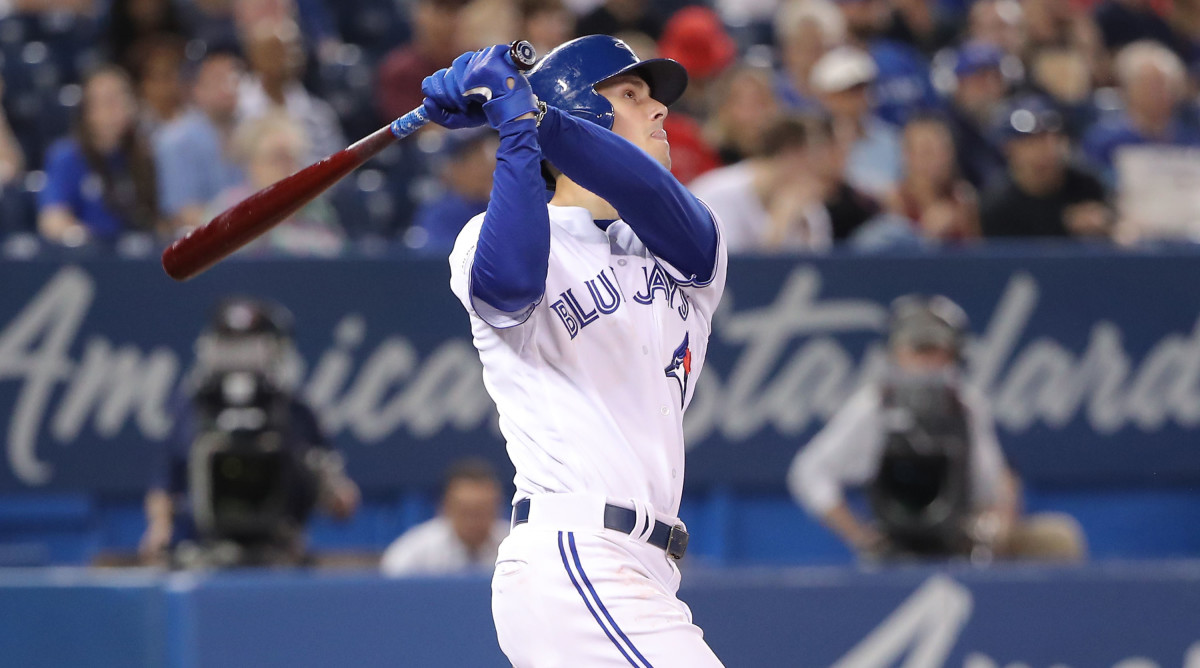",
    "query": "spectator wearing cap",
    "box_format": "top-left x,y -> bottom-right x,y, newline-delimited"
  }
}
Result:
812,46 -> 903,198
154,50 -> 246,232
408,128 -> 498,253
981,96 -> 1113,238
655,6 -> 732,183
689,115 -> 832,253
775,0 -> 847,114
1081,40 -> 1200,185
659,6 -> 735,118
376,0 -> 469,123
940,41 -> 1011,190
832,0 -> 942,126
